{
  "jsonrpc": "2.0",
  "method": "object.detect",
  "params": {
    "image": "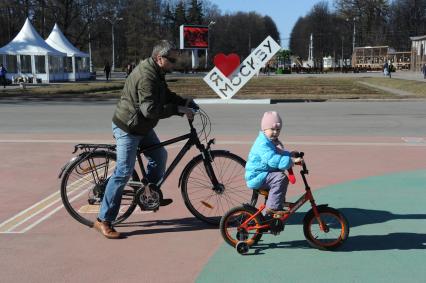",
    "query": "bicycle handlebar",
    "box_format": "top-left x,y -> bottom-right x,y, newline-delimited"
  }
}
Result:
292,151 -> 308,174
